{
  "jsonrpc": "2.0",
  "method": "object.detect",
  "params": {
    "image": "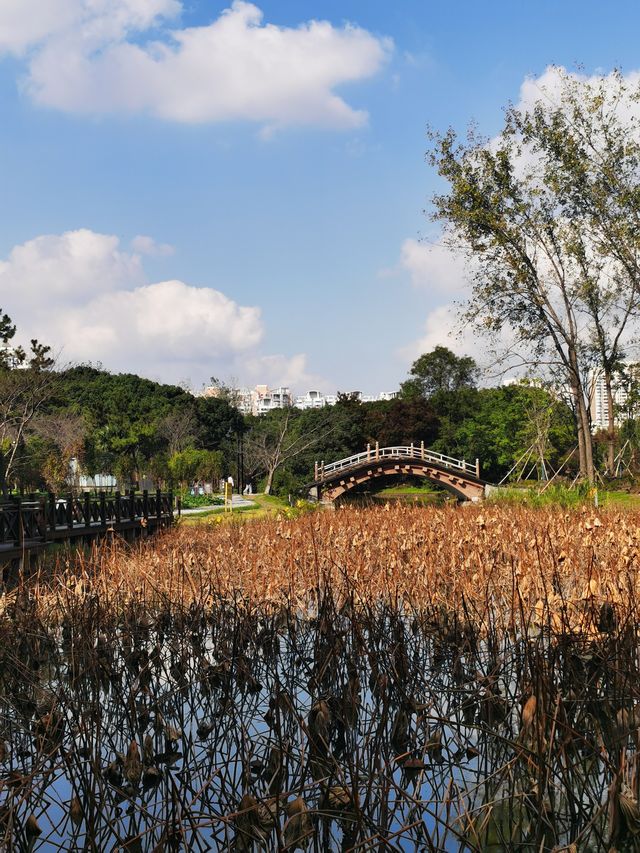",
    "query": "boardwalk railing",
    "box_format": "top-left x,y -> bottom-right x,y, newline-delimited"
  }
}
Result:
0,490 -> 173,562
315,444 -> 480,481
